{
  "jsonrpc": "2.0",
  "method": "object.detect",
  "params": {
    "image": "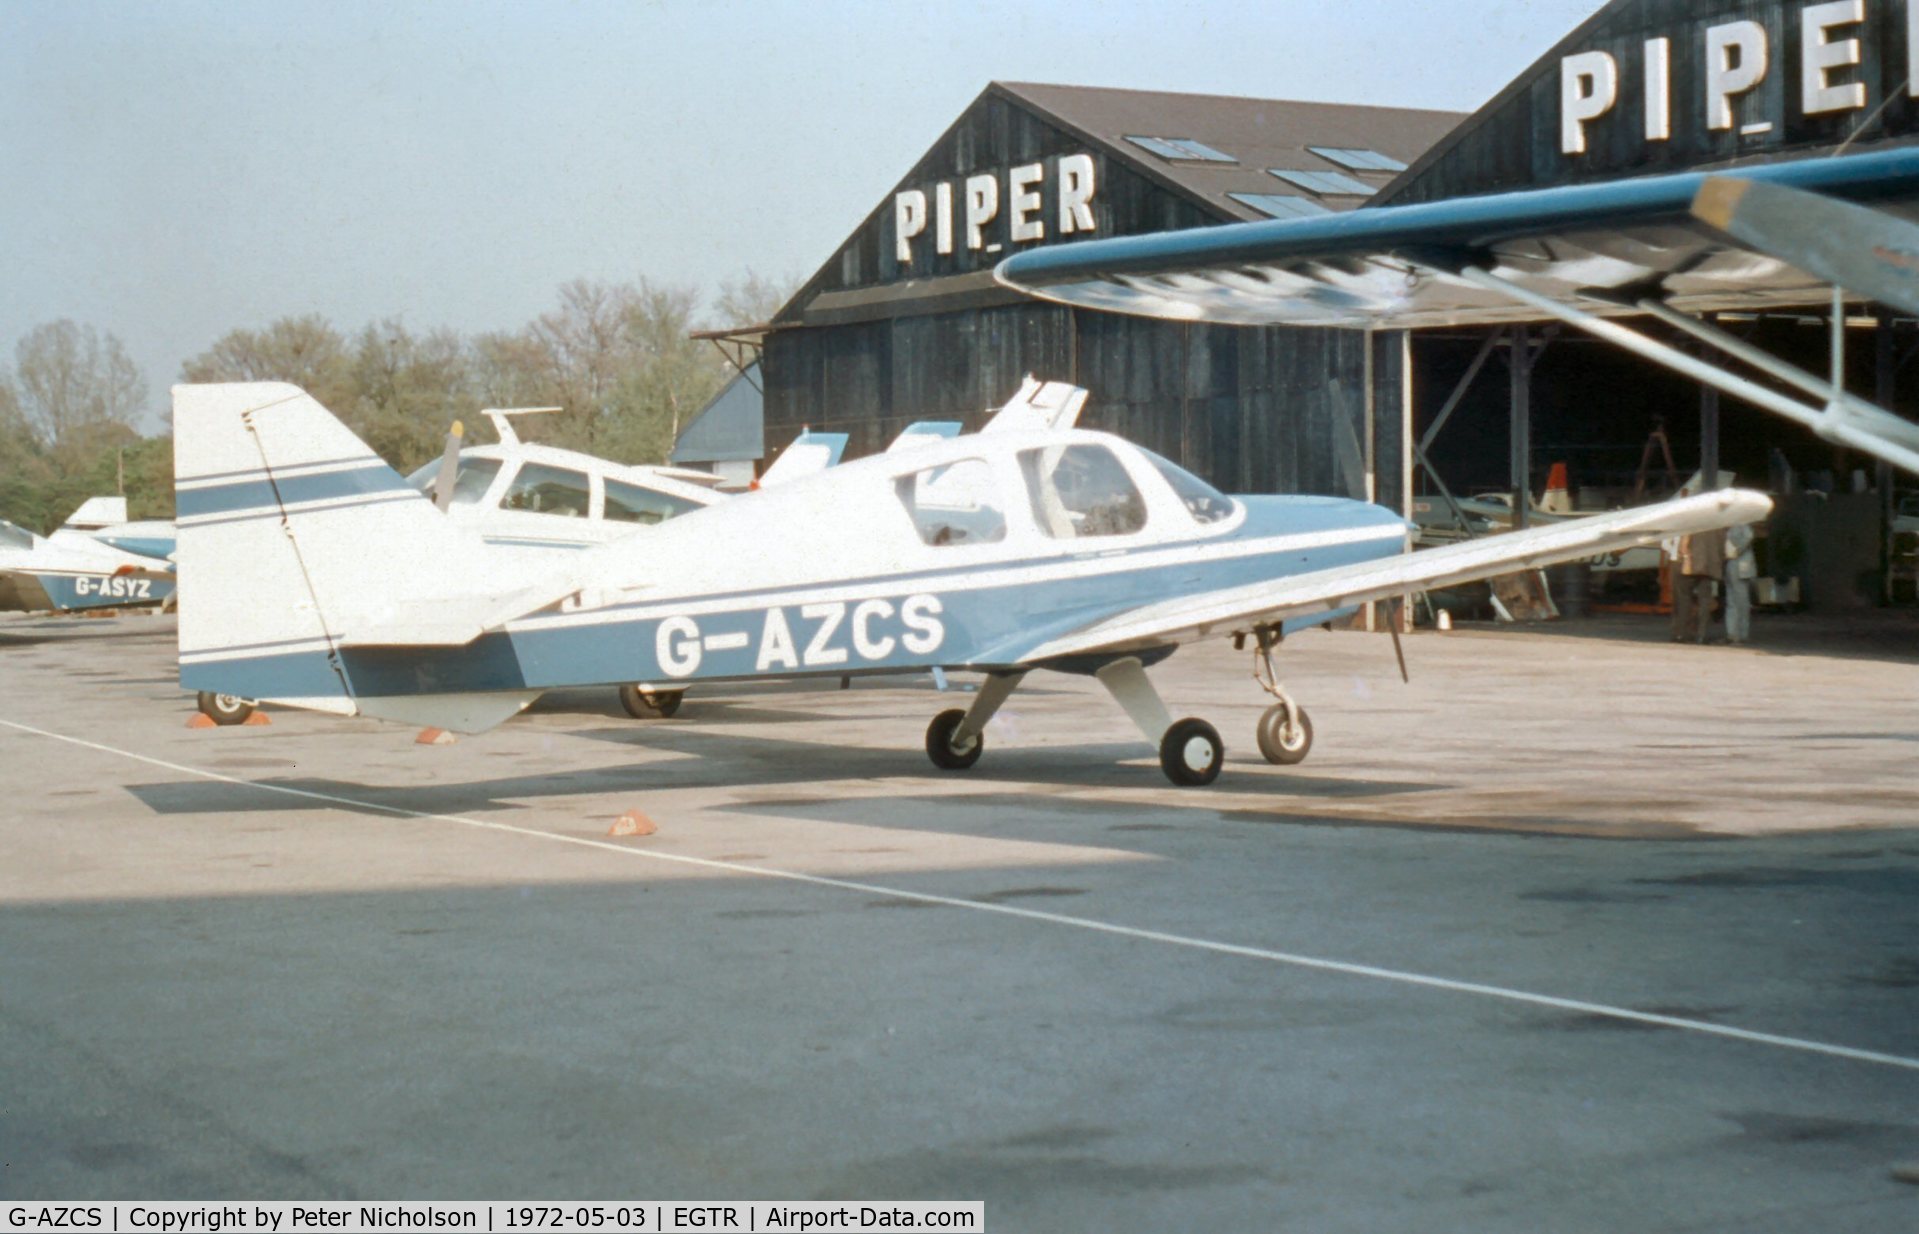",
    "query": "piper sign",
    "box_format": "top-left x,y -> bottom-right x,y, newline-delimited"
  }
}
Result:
1561,0 -> 1904,155
894,153 -> 1097,263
